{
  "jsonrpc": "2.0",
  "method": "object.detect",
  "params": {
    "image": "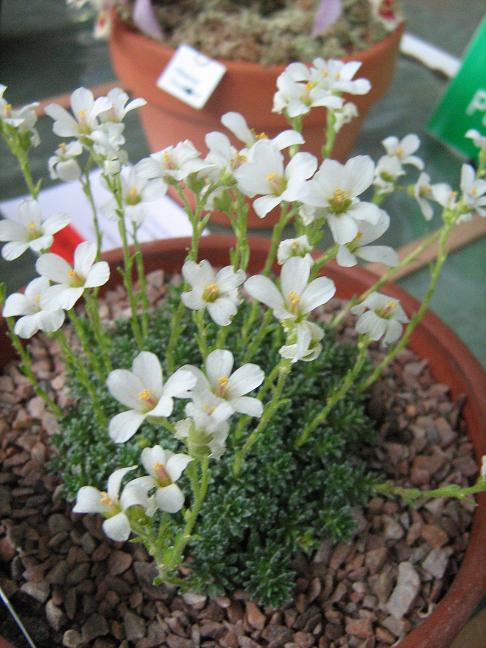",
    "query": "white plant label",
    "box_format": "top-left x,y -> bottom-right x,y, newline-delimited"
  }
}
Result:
157,44 -> 226,110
